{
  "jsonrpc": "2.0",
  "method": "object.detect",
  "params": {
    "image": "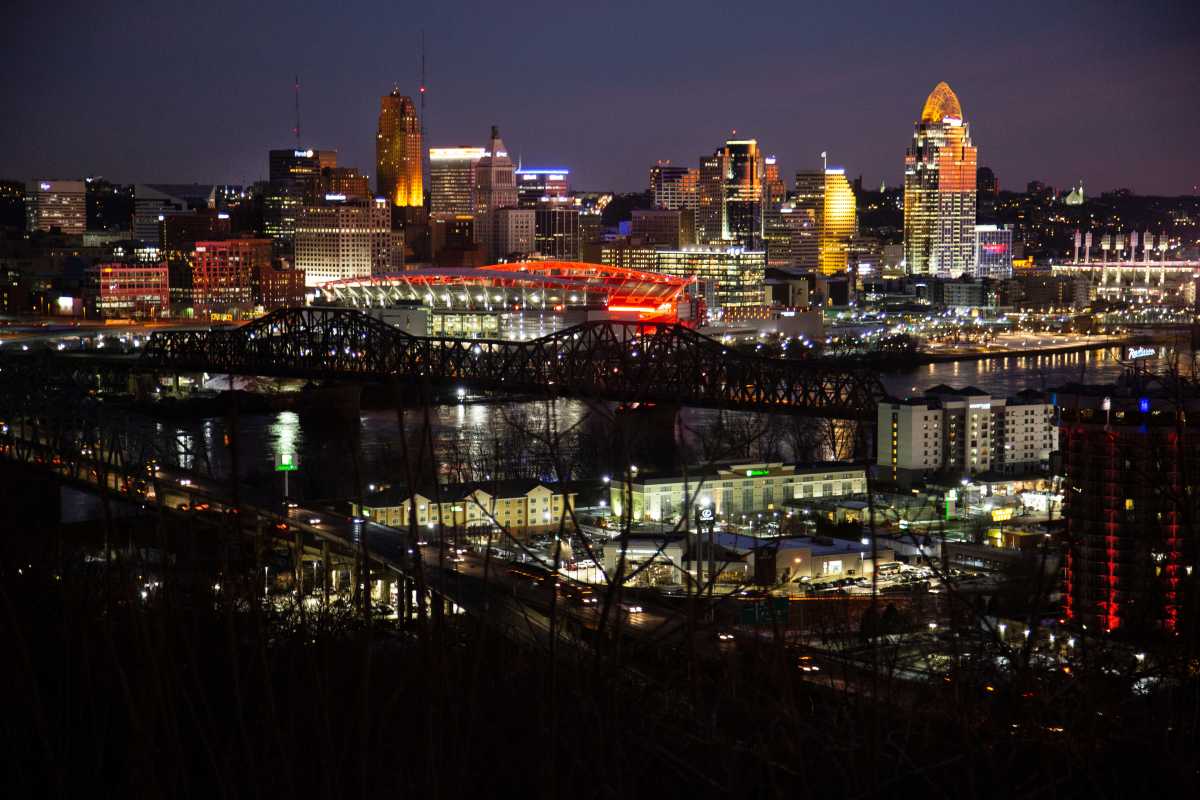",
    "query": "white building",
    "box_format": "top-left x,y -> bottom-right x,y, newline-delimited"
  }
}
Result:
295,198 -> 394,286
611,462 -> 868,524
878,385 -> 1056,481
26,180 -> 86,235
